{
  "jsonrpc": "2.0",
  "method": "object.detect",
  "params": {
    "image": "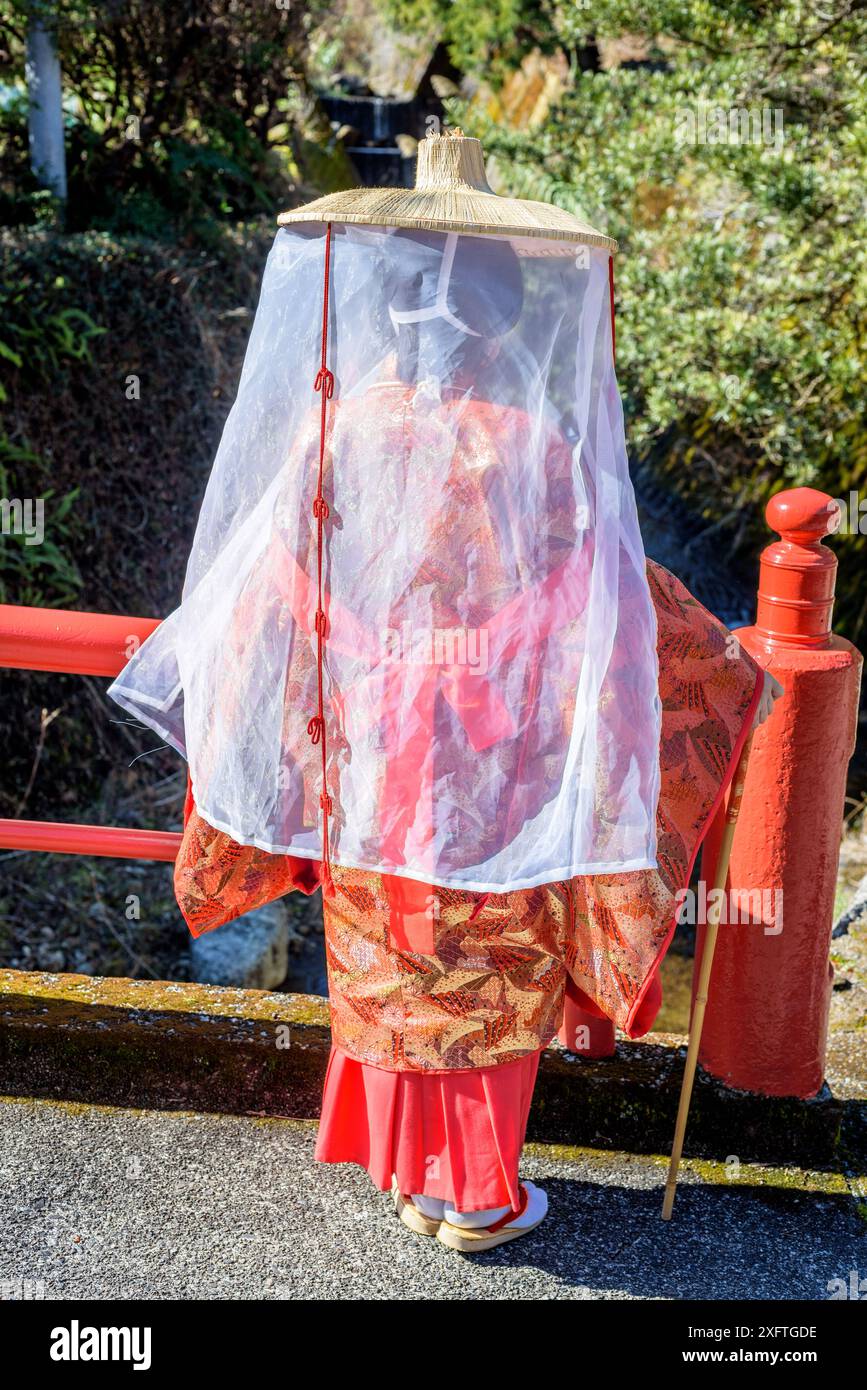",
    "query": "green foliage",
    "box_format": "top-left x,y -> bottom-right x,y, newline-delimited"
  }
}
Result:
379,0 -> 562,80
0,0 -> 337,237
424,0 -> 867,637
0,223 -> 271,616
0,223 -> 274,828
0,267 -> 96,606
1,279 -> 103,390
0,438 -> 82,607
